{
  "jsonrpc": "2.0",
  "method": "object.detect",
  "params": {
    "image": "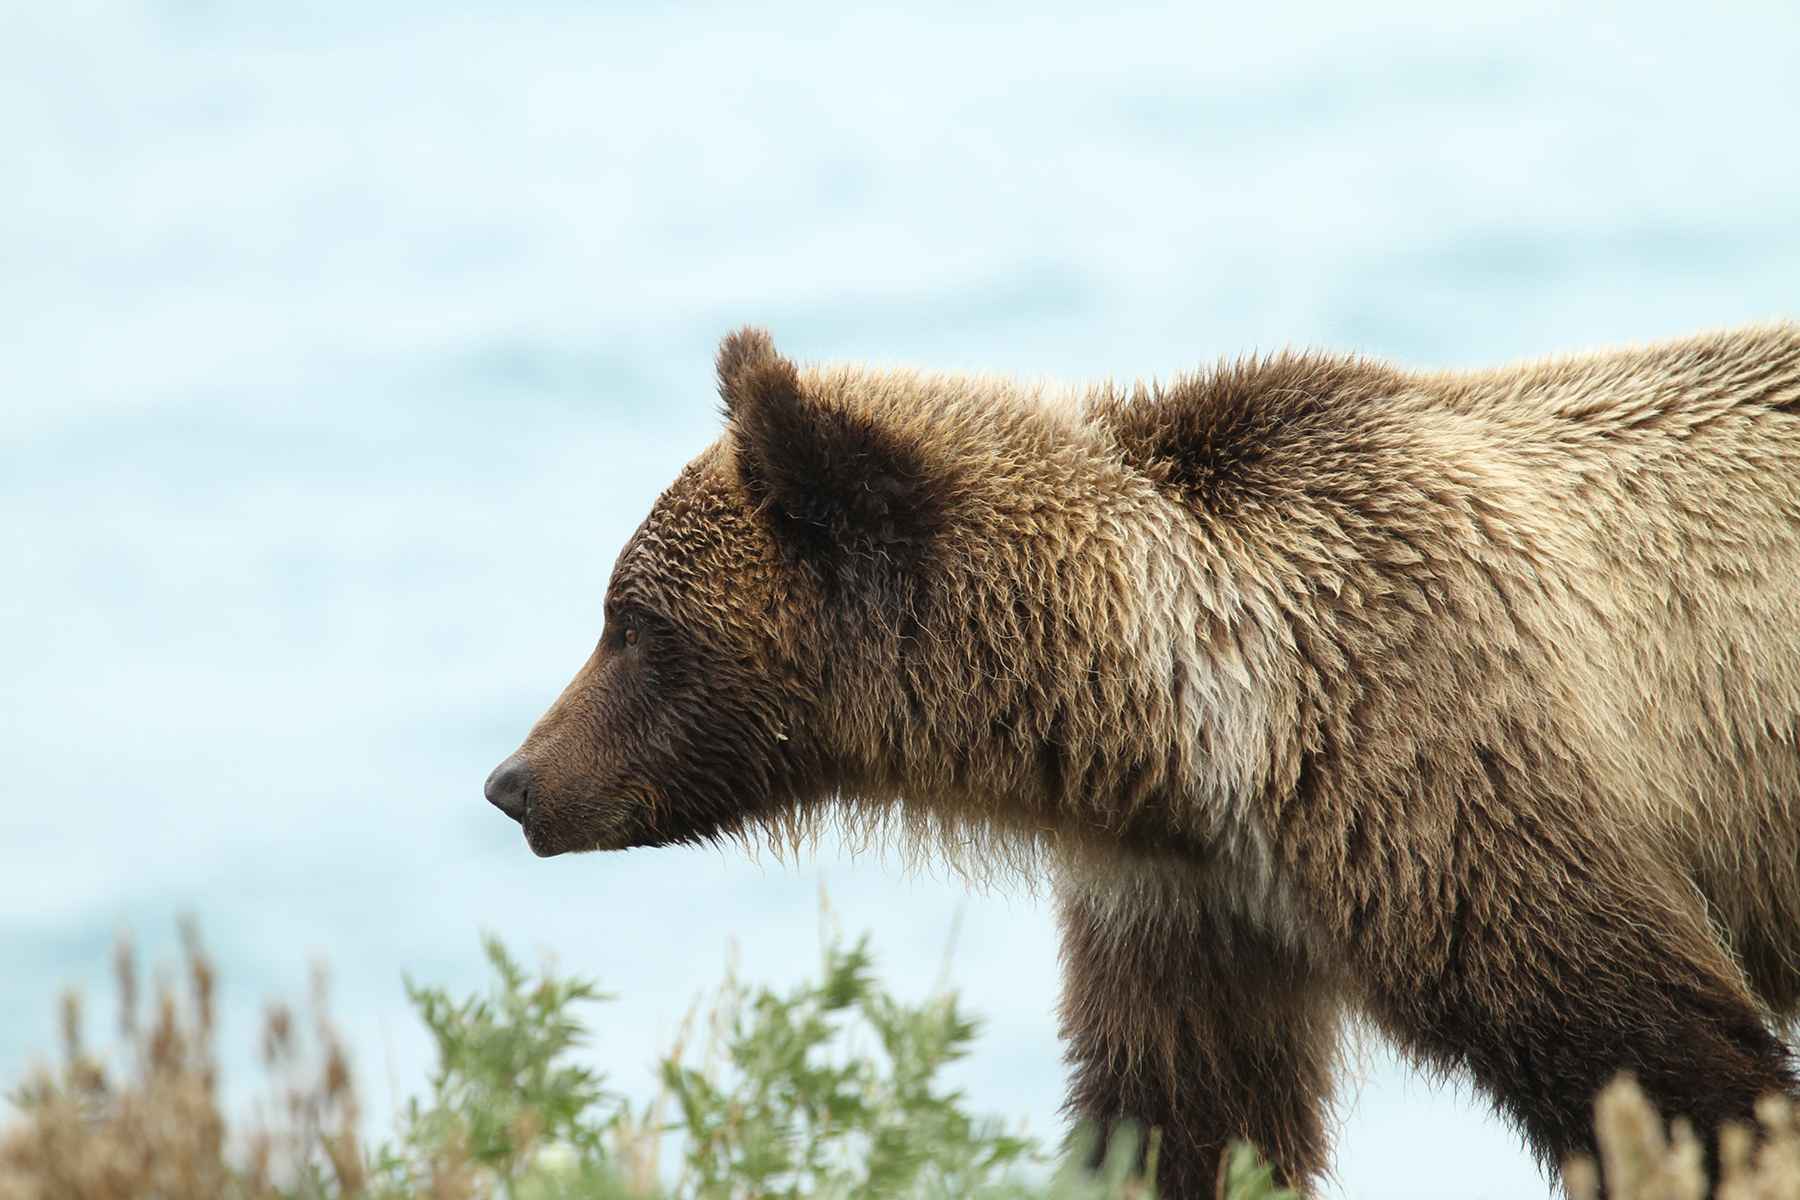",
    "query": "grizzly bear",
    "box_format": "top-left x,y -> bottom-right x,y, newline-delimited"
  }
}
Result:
486,323 -> 1800,1196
